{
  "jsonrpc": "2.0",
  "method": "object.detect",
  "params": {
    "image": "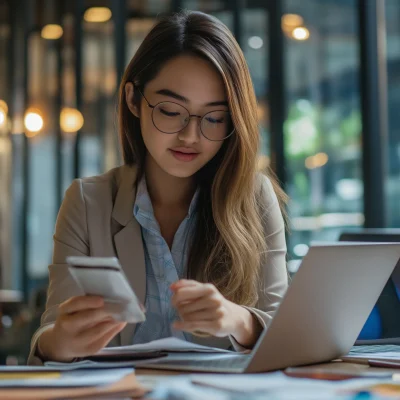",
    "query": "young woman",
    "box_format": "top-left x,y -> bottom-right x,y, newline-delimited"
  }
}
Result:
28,10 -> 288,365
